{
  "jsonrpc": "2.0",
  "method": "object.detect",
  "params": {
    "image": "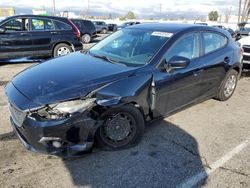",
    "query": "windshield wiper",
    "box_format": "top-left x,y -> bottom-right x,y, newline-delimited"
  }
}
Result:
89,52 -> 126,66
